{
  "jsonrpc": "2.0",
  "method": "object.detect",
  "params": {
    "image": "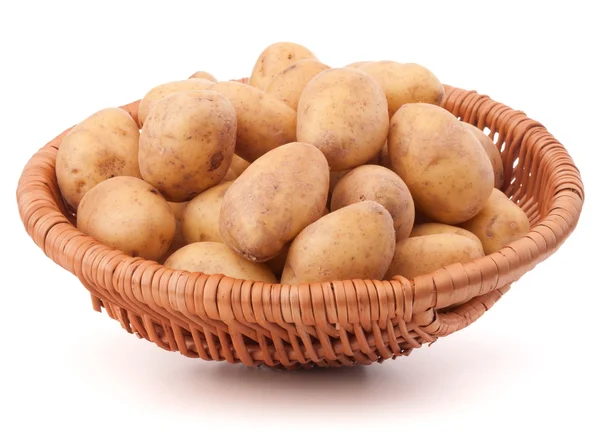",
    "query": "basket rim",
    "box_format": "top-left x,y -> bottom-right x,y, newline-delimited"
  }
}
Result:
16,84 -> 585,351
